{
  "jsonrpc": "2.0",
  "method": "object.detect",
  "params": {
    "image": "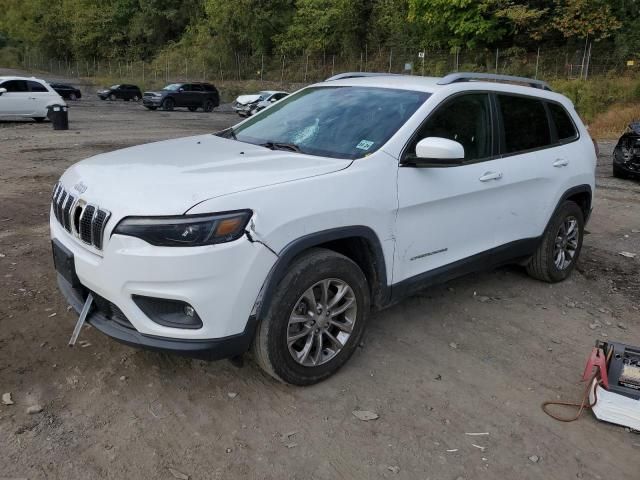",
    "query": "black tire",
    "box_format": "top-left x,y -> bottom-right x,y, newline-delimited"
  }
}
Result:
188,106 -> 198,112
33,117 -> 46,123
252,248 -> 370,385
145,106 -> 157,111
109,94 -> 116,101
203,99 -> 214,112
162,98 -> 175,111
613,163 -> 630,179
132,95 -> 140,101
69,93 -> 77,101
526,201 -> 584,283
